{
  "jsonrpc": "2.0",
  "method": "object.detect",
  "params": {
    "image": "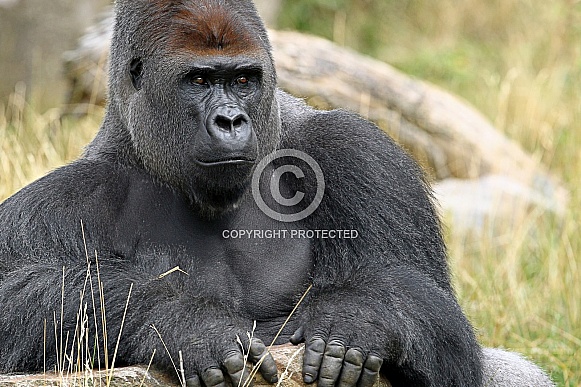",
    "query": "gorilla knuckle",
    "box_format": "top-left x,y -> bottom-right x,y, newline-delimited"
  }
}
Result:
318,374 -> 340,387
324,342 -> 346,359
186,375 -> 202,387
344,348 -> 365,366
364,356 -> 383,372
223,353 -> 245,373
307,337 -> 327,352
248,338 -> 267,356
201,367 -> 225,387
338,369 -> 362,387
